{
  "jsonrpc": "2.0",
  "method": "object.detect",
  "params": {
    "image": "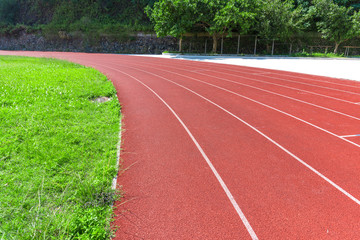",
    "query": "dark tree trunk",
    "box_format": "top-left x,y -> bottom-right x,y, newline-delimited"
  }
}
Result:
334,42 -> 340,54
179,37 -> 183,52
212,34 -> 218,53
266,44 -> 271,53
